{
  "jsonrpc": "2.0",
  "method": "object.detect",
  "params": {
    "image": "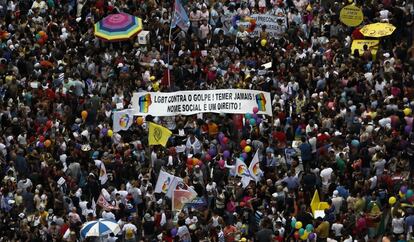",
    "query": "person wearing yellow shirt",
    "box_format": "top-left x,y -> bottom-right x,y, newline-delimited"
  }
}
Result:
38,206 -> 49,226
315,217 -> 330,241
